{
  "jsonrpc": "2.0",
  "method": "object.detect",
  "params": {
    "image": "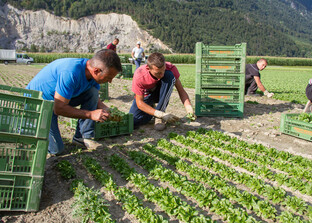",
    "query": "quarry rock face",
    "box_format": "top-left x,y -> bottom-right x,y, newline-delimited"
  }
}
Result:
0,4 -> 172,53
